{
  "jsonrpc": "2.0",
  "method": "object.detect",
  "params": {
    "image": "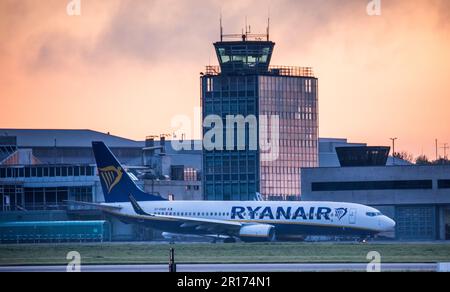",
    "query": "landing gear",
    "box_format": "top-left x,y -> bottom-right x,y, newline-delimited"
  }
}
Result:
223,237 -> 237,244
358,235 -> 373,243
269,230 -> 277,242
